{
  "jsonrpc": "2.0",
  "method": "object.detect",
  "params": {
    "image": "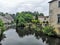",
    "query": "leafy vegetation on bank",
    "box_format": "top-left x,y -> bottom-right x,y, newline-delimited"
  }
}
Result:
42,26 -> 56,35
16,11 -> 56,36
0,19 -> 5,31
0,19 -> 5,36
